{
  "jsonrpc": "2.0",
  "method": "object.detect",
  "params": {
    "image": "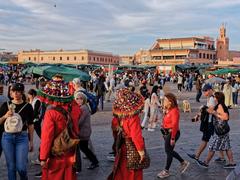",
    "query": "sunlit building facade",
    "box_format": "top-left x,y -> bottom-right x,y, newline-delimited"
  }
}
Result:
18,49 -> 120,65
135,36 -> 216,65
136,25 -> 240,66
